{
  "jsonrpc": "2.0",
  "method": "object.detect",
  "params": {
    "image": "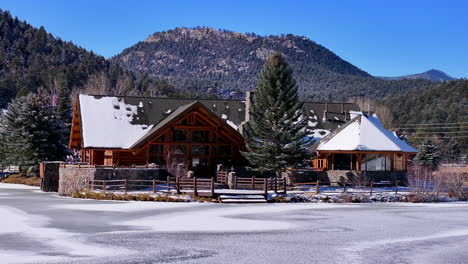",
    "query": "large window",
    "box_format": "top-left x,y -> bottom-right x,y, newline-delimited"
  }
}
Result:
192,130 -> 210,142
361,154 -> 391,171
192,145 -> 209,155
173,130 -> 187,142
